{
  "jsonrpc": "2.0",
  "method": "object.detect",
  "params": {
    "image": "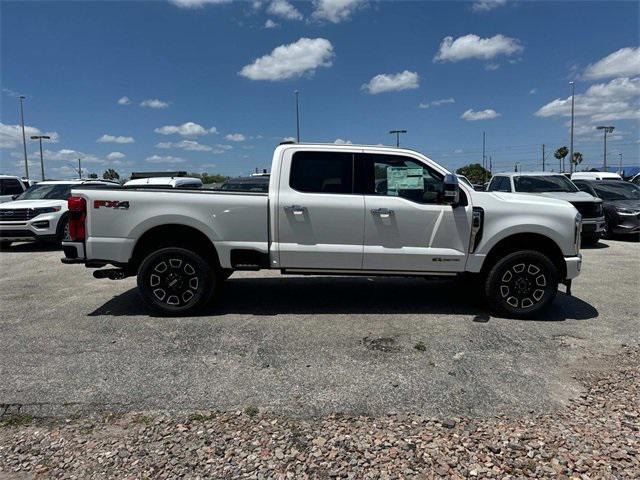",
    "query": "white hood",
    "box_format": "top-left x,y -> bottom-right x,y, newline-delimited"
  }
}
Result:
535,191 -> 599,203
475,191 -> 574,208
0,199 -> 68,210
